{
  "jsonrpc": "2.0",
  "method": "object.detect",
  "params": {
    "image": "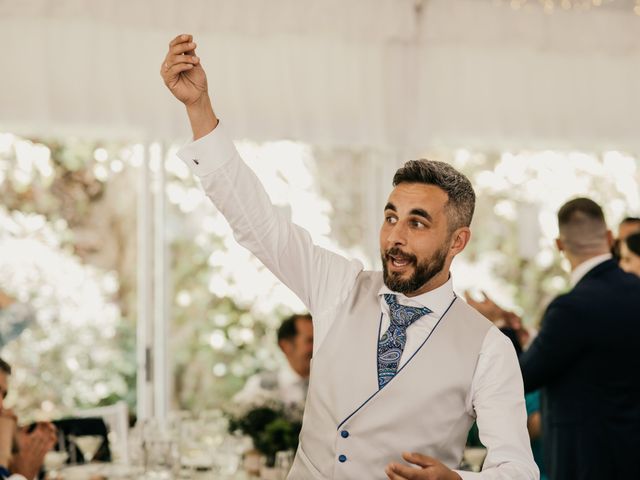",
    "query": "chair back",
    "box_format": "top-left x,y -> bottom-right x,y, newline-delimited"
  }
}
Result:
73,401 -> 130,464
